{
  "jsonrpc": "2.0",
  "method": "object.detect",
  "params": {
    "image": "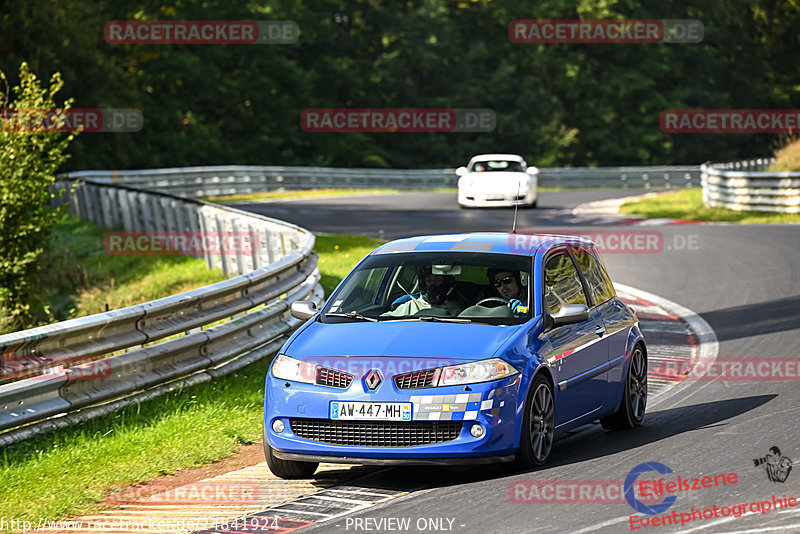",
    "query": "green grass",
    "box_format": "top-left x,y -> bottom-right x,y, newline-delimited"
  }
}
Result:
619,188 -> 800,223
0,233 -> 383,528
315,234 -> 385,295
0,365 -> 267,529
769,137 -> 800,172
15,215 -> 227,332
203,188 -> 457,203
